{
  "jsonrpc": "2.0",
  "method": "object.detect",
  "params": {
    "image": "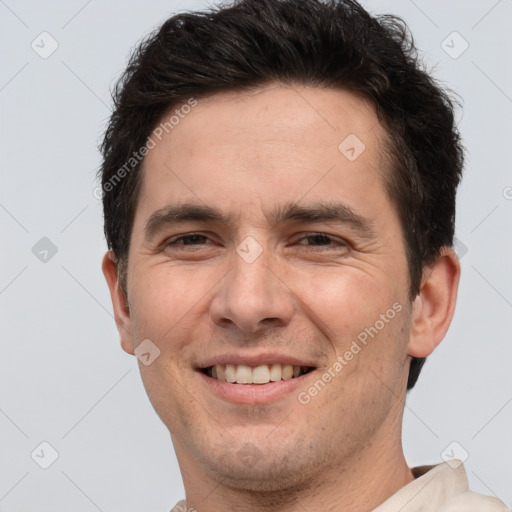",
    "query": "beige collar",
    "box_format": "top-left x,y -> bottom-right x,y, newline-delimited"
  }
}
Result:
372,461 -> 468,512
